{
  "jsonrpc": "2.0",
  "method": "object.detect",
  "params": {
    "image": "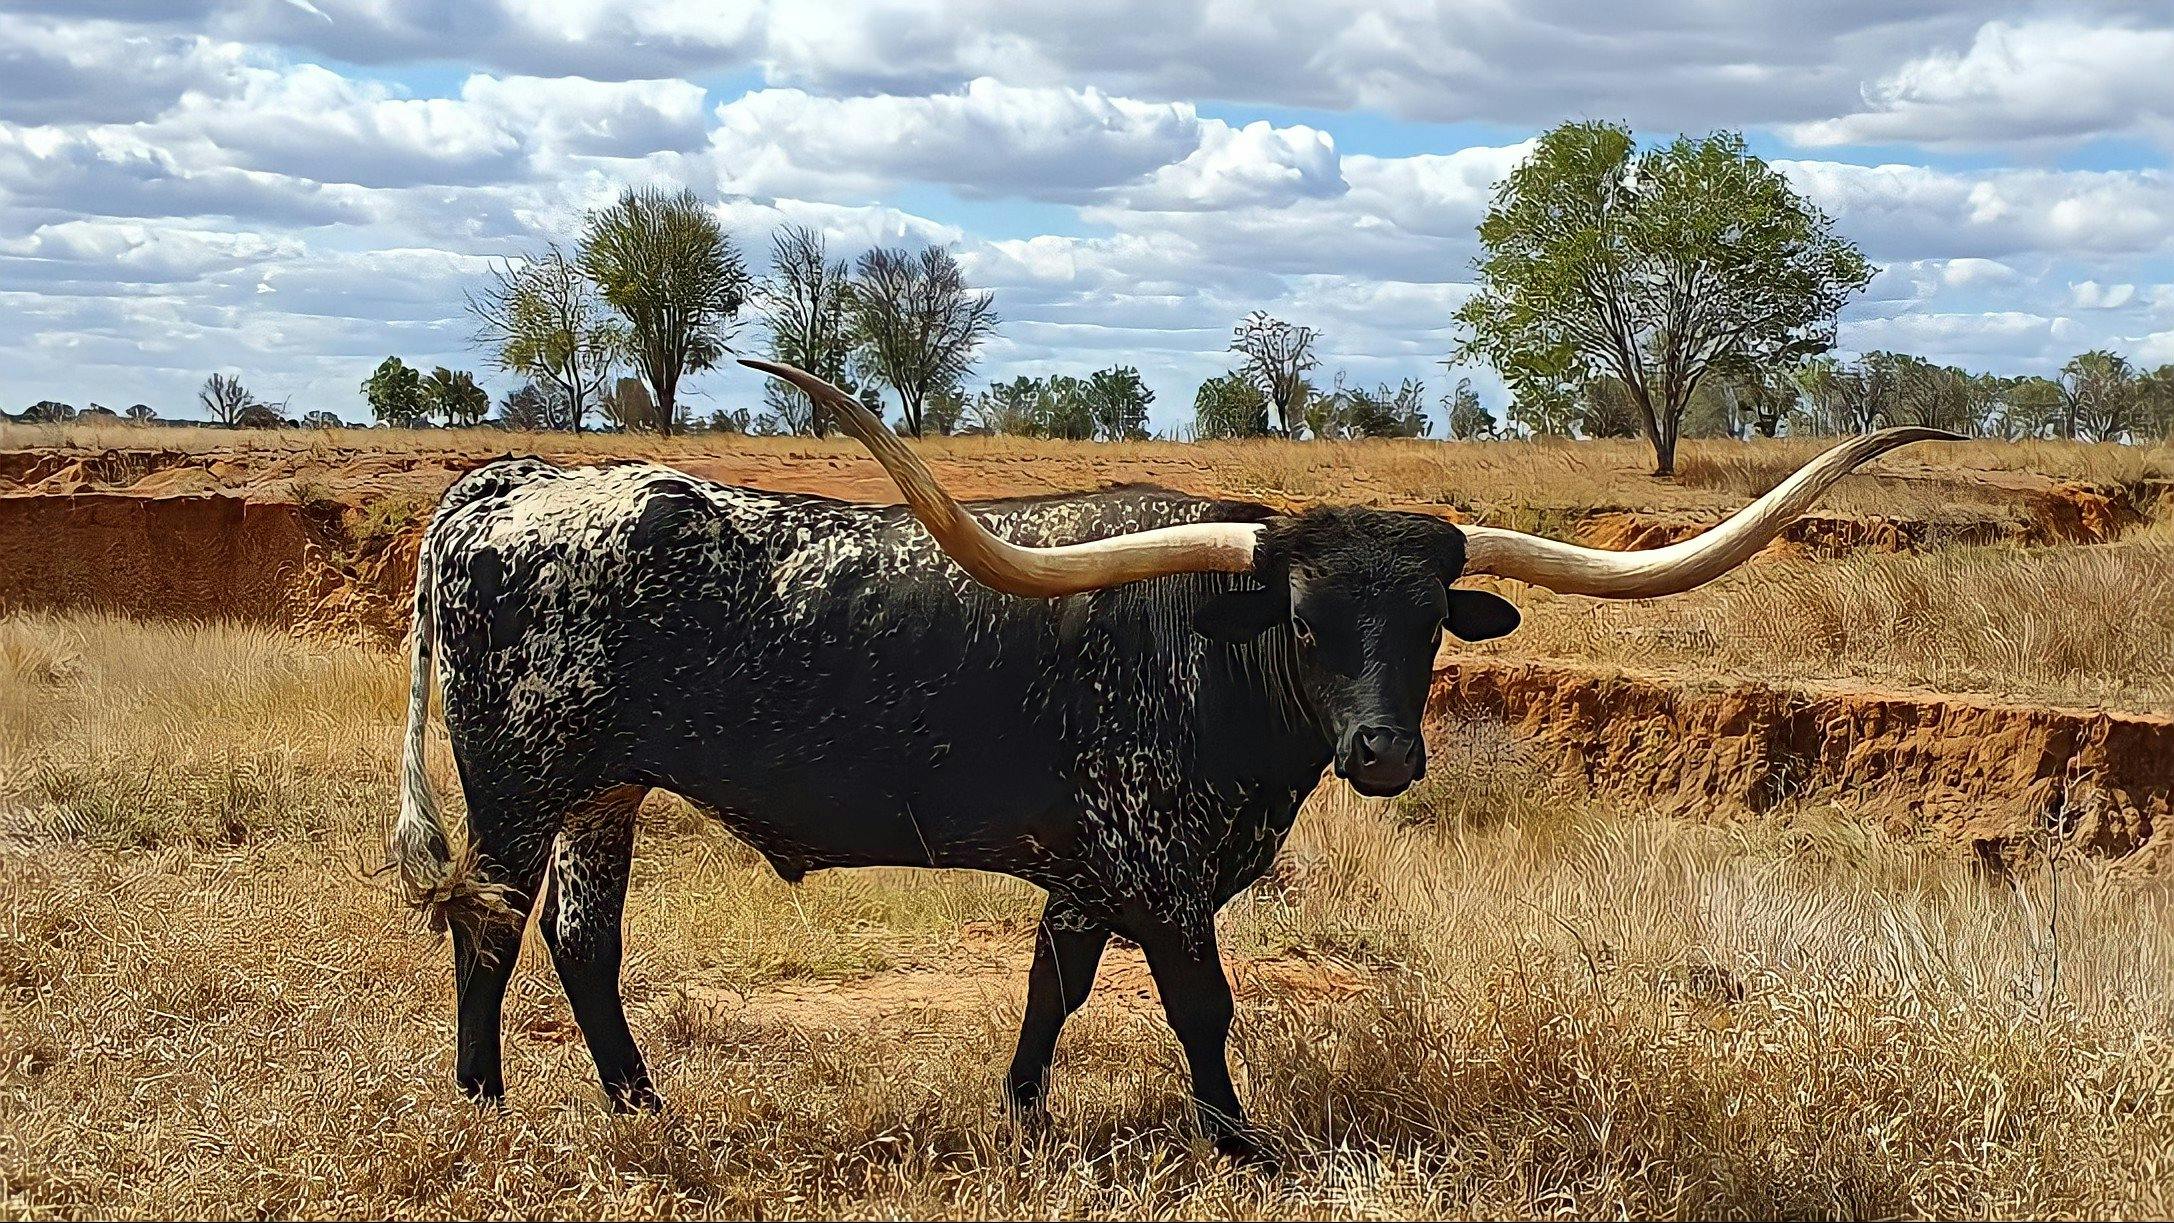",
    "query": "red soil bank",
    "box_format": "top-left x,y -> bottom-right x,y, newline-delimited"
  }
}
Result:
1431,656 -> 2174,869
